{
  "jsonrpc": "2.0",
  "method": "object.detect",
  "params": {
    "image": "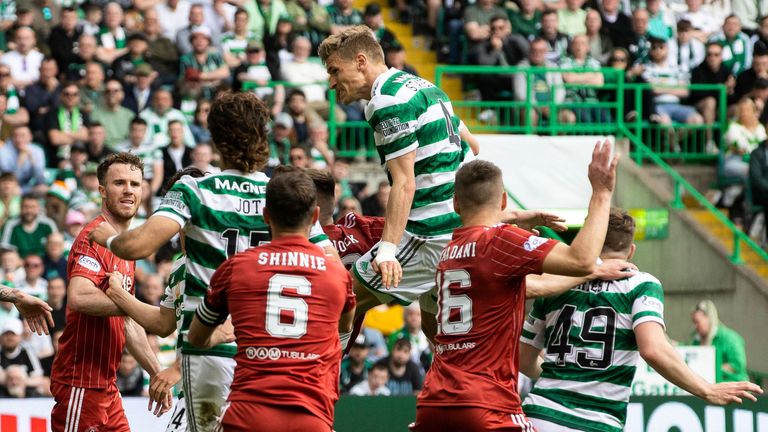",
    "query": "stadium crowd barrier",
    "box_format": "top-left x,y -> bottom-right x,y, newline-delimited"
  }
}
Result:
0,395 -> 765,431
324,66 -> 728,162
